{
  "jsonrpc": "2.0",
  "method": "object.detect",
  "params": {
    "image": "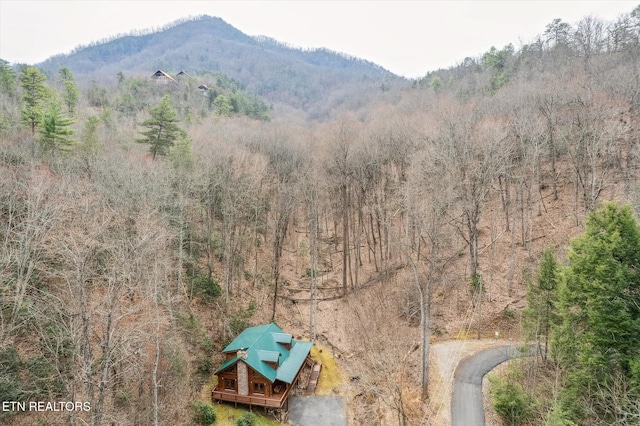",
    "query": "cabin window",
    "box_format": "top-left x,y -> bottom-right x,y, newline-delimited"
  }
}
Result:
224,379 -> 236,391
253,382 -> 265,395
